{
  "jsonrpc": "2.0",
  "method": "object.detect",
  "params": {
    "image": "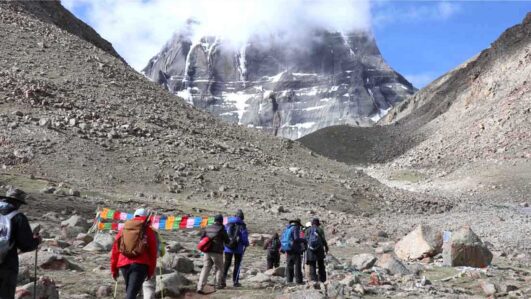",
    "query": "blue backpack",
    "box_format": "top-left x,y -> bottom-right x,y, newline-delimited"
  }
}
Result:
281,225 -> 295,252
307,227 -> 323,251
